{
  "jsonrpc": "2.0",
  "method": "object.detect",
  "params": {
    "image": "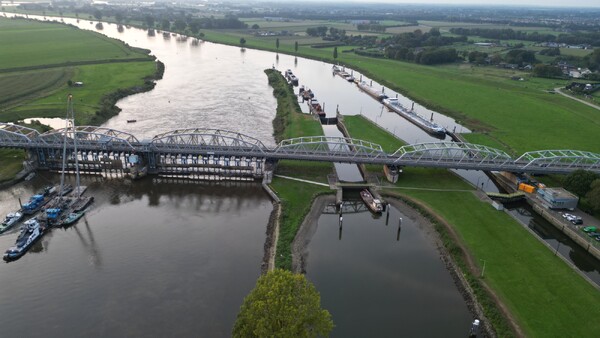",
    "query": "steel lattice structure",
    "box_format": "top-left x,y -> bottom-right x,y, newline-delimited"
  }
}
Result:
272,136 -> 385,161
1,123 -> 600,174
515,150 -> 600,171
38,126 -> 139,152
0,123 -> 41,147
151,128 -> 266,155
